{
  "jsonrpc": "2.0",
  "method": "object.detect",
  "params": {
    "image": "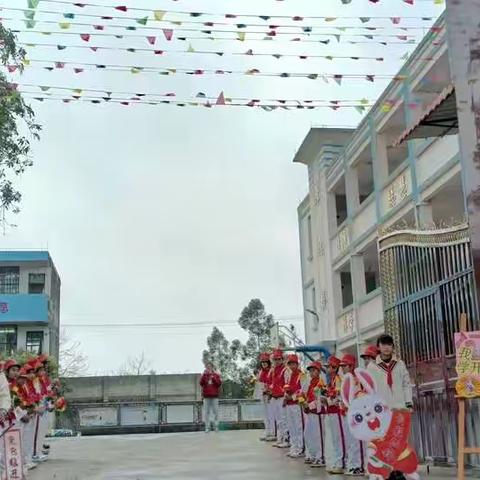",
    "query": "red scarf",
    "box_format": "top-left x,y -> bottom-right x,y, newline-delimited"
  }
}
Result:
378,360 -> 397,390
306,378 -> 319,403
